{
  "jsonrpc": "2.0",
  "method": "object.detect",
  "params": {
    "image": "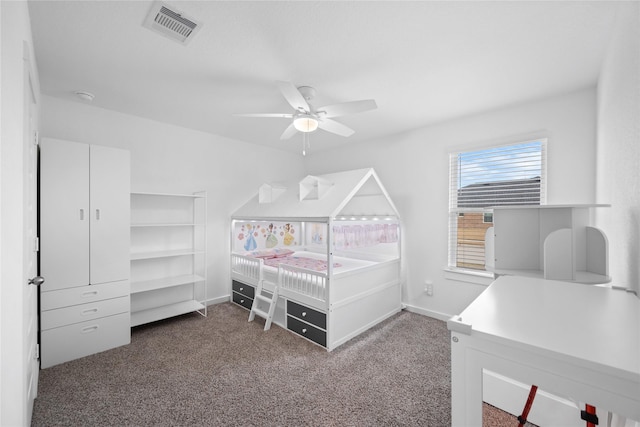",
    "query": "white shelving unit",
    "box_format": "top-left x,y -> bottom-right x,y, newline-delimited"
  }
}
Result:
130,191 -> 207,326
485,204 -> 610,284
